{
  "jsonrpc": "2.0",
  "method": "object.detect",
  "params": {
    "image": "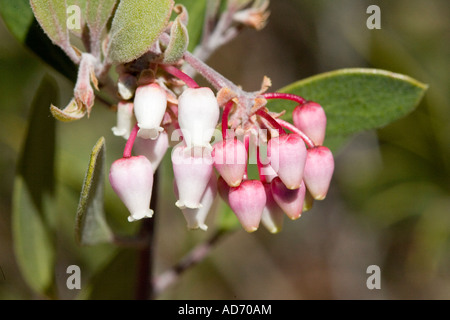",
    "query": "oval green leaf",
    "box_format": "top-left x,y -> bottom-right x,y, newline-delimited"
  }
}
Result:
162,16 -> 189,64
267,68 -> 428,152
75,137 -> 113,246
107,0 -> 174,63
29,0 -> 75,55
174,0 -> 207,51
12,76 -> 58,296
